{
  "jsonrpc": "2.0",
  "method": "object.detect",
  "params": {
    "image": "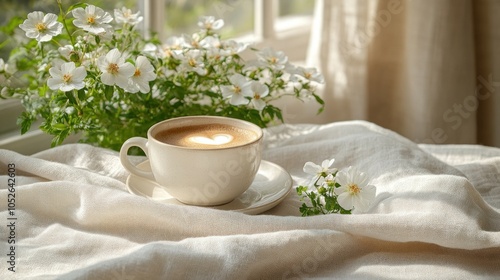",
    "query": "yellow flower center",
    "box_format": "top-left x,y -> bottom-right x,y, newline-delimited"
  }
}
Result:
62,74 -> 72,83
36,23 -> 47,32
254,93 -> 261,99
270,57 -> 278,64
234,86 -> 241,94
108,63 -> 119,74
134,68 -> 141,77
348,184 -> 361,195
188,58 -> 197,67
164,48 -> 173,57
87,16 -> 96,24
305,72 -> 312,79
